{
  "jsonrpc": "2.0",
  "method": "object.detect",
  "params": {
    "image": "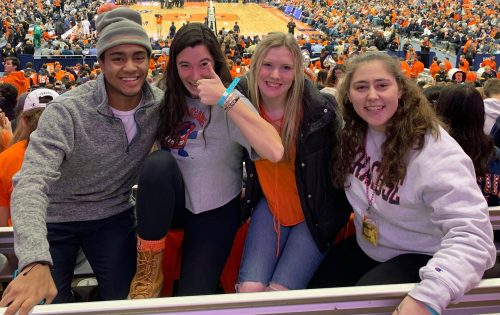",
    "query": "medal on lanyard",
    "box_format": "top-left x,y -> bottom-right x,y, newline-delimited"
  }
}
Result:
361,150 -> 379,246
362,210 -> 378,246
